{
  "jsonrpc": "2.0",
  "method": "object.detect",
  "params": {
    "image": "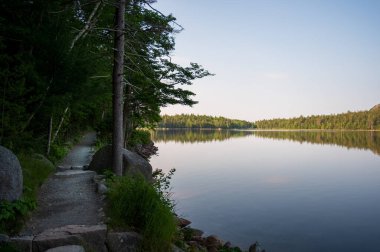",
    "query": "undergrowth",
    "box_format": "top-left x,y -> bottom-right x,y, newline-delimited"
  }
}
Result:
106,170 -> 177,251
